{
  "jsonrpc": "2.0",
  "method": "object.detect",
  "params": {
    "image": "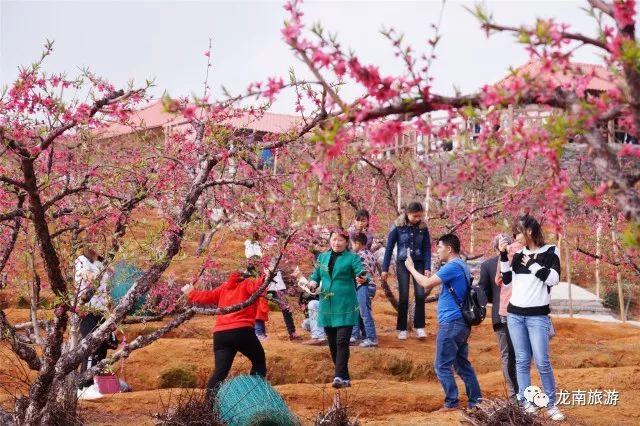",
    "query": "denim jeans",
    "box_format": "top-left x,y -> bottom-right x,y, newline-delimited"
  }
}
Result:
351,285 -> 377,342
507,313 -> 557,407
435,319 -> 482,408
307,300 -> 326,339
396,261 -> 426,330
